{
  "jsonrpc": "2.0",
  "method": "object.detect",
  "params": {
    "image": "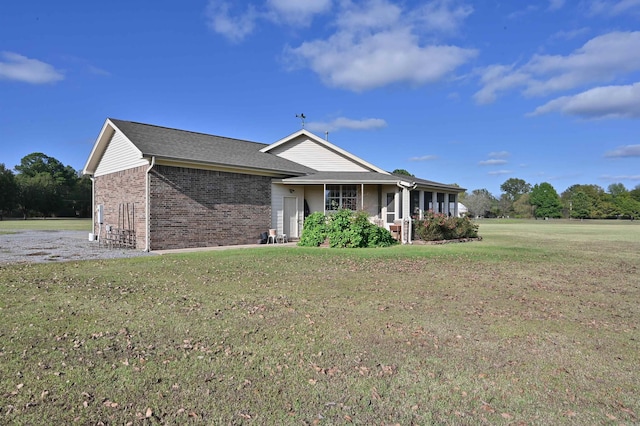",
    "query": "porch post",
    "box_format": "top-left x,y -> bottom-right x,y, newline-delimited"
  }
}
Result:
402,187 -> 411,244
418,190 -> 424,219
323,184 -> 326,215
361,183 -> 364,211
453,193 -> 459,217
432,191 -> 438,213
444,194 -> 450,216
